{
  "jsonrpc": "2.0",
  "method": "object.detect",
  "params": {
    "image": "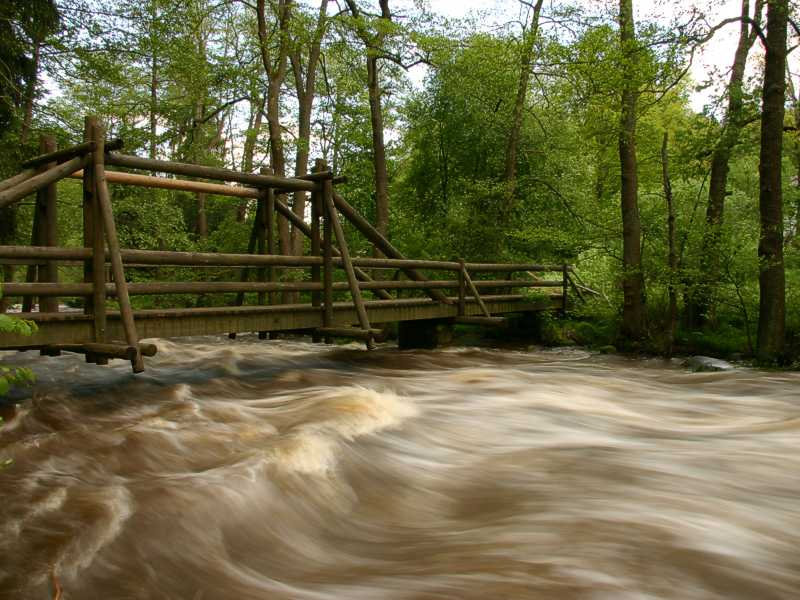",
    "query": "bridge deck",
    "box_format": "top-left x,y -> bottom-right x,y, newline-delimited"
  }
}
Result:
0,295 -> 561,348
